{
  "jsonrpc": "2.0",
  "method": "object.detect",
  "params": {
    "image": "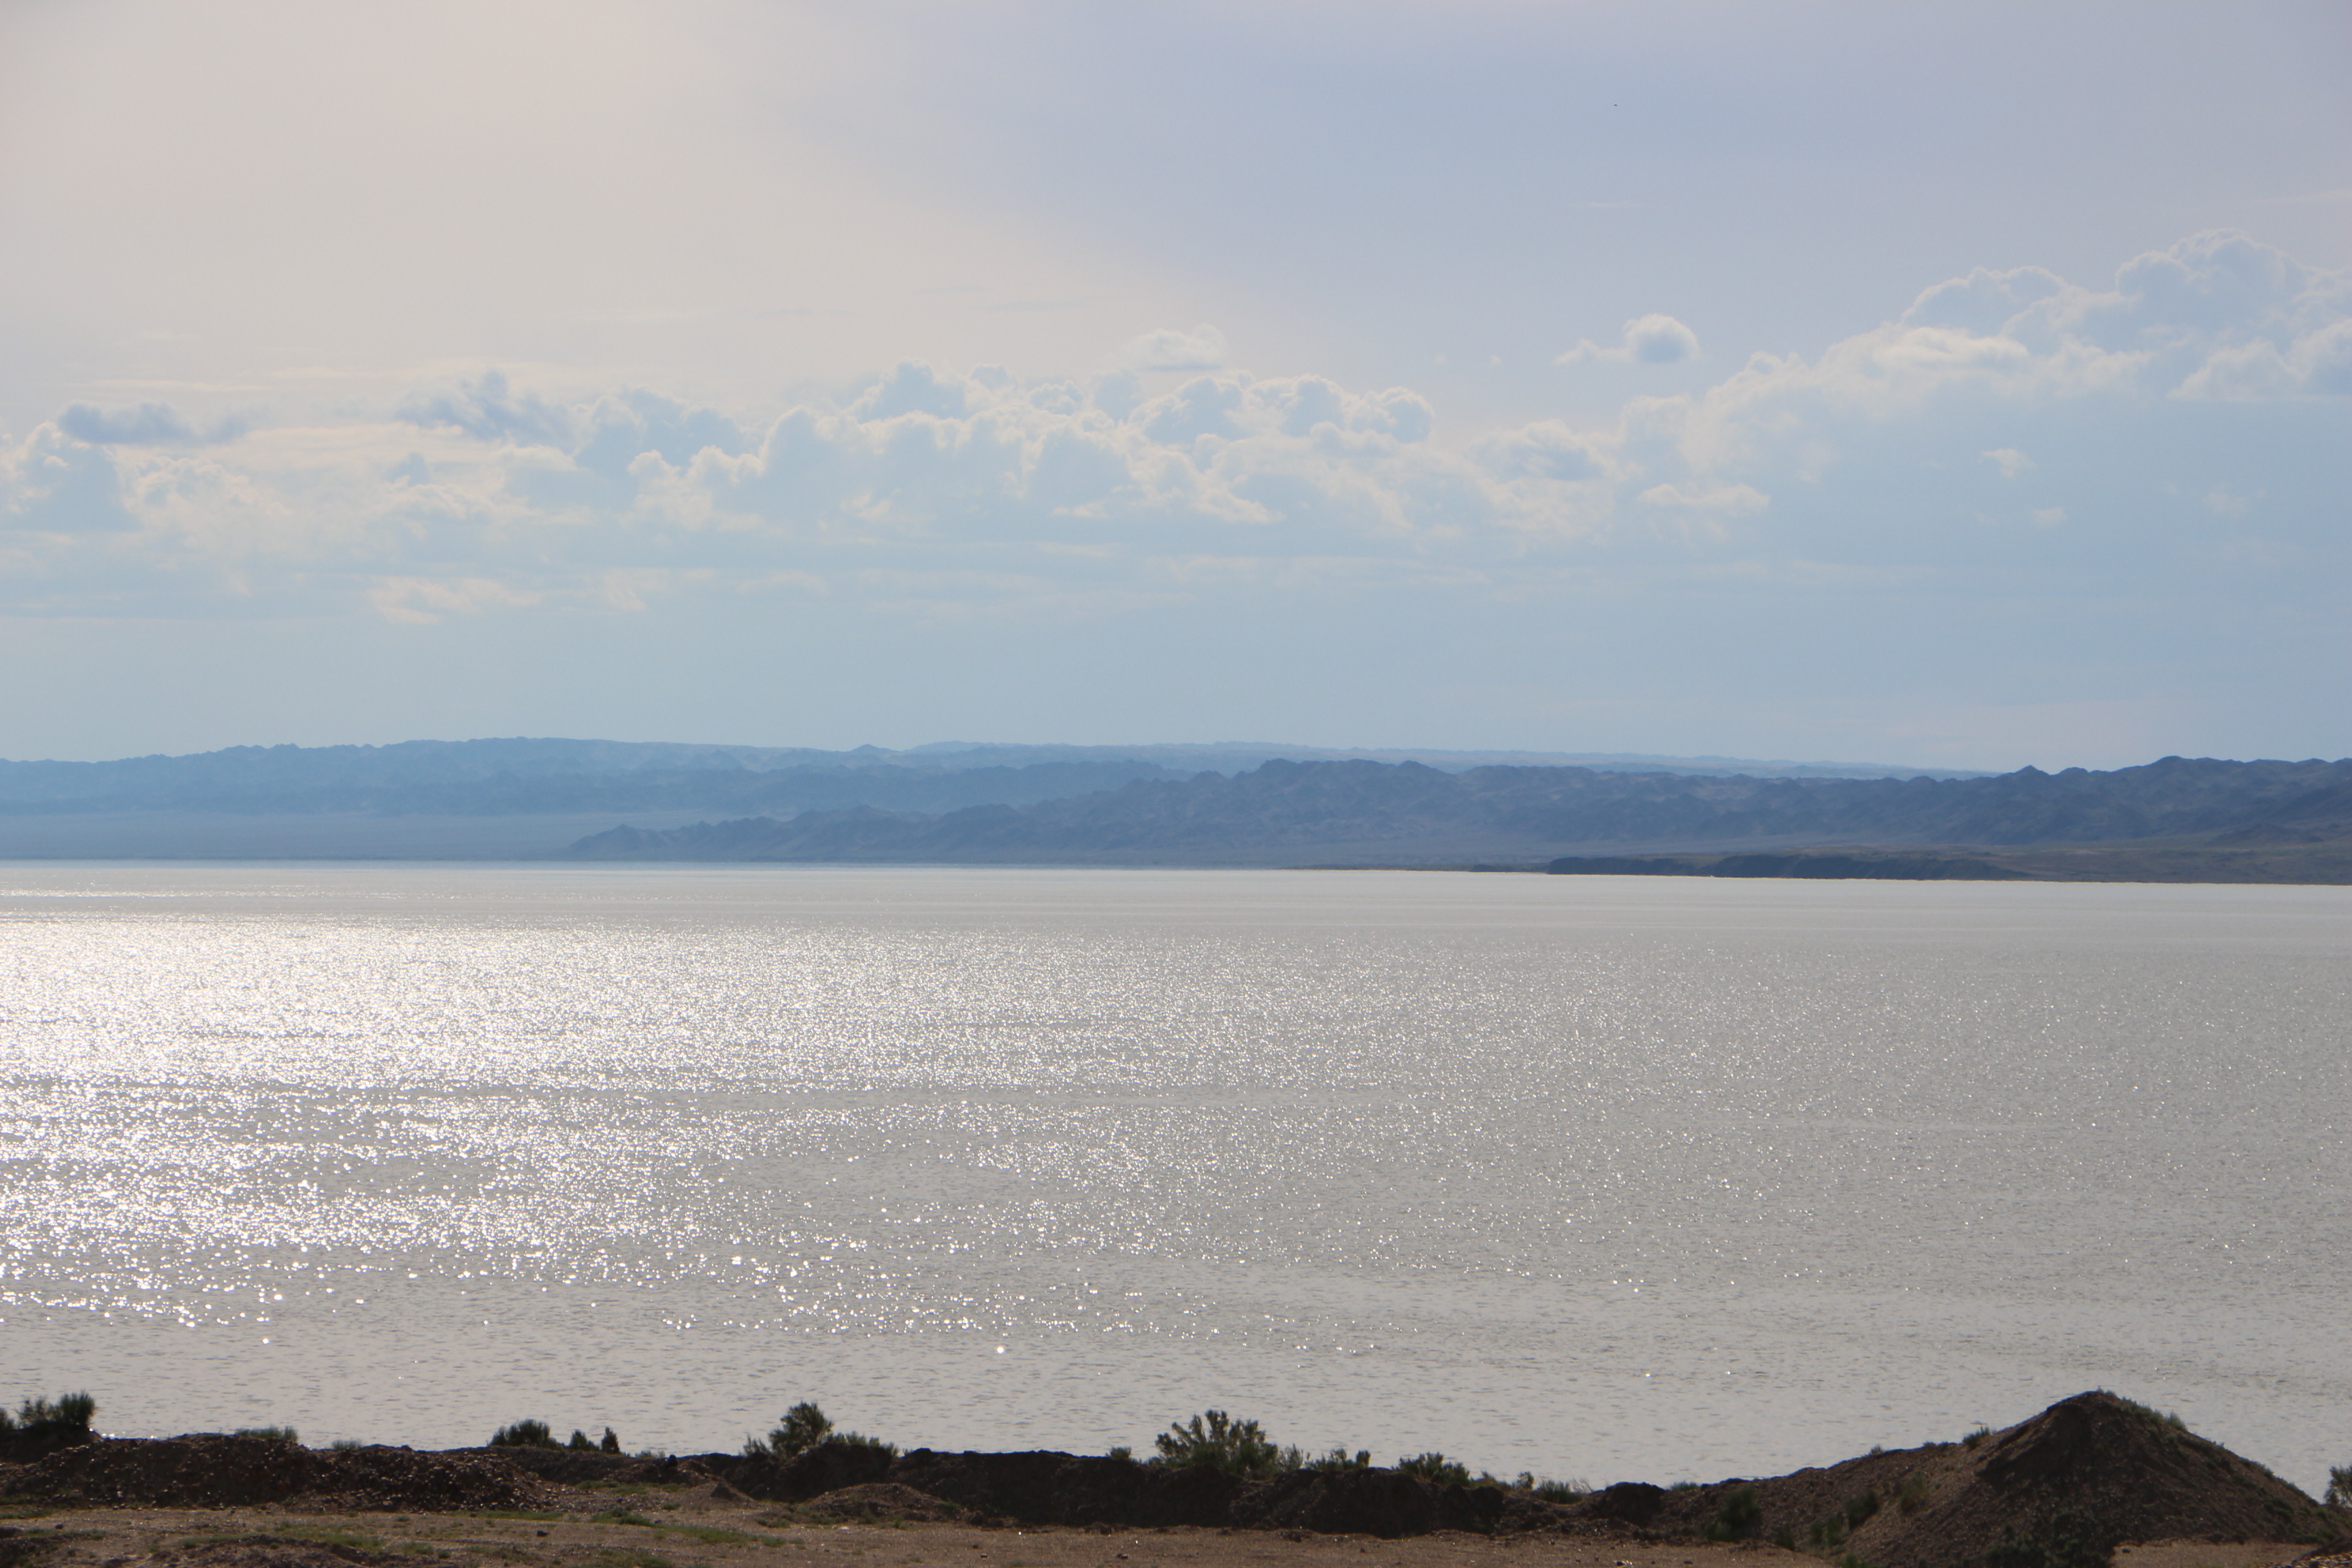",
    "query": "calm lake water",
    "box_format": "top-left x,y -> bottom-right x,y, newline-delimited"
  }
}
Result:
2,865 -> 2345,1493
